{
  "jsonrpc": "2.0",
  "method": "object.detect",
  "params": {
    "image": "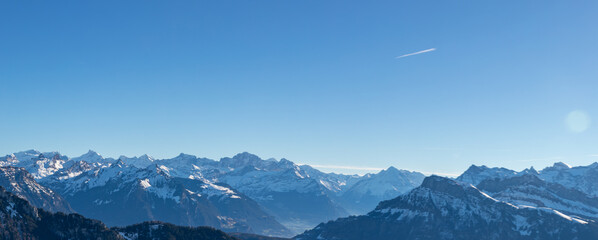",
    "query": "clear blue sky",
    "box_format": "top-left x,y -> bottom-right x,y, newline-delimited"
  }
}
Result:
1,1 -> 597,175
